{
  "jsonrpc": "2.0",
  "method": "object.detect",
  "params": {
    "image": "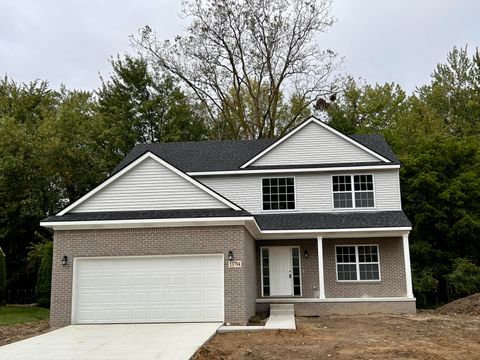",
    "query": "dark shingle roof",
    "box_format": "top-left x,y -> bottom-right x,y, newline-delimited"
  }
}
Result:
112,139 -> 276,174
42,208 -> 250,223
112,133 -> 399,174
254,211 -> 411,230
349,134 -> 399,163
43,209 -> 411,231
